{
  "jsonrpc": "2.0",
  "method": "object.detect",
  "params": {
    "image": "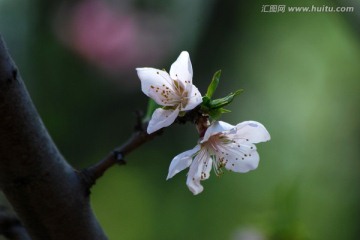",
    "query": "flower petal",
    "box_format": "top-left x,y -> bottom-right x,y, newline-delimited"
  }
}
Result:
147,107 -> 180,134
199,154 -> 212,181
224,148 -> 260,173
186,149 -> 211,195
167,145 -> 201,180
182,85 -> 202,111
214,140 -> 260,173
186,161 -> 203,195
169,51 -> 193,84
235,121 -> 271,143
201,121 -> 235,143
136,67 -> 177,106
